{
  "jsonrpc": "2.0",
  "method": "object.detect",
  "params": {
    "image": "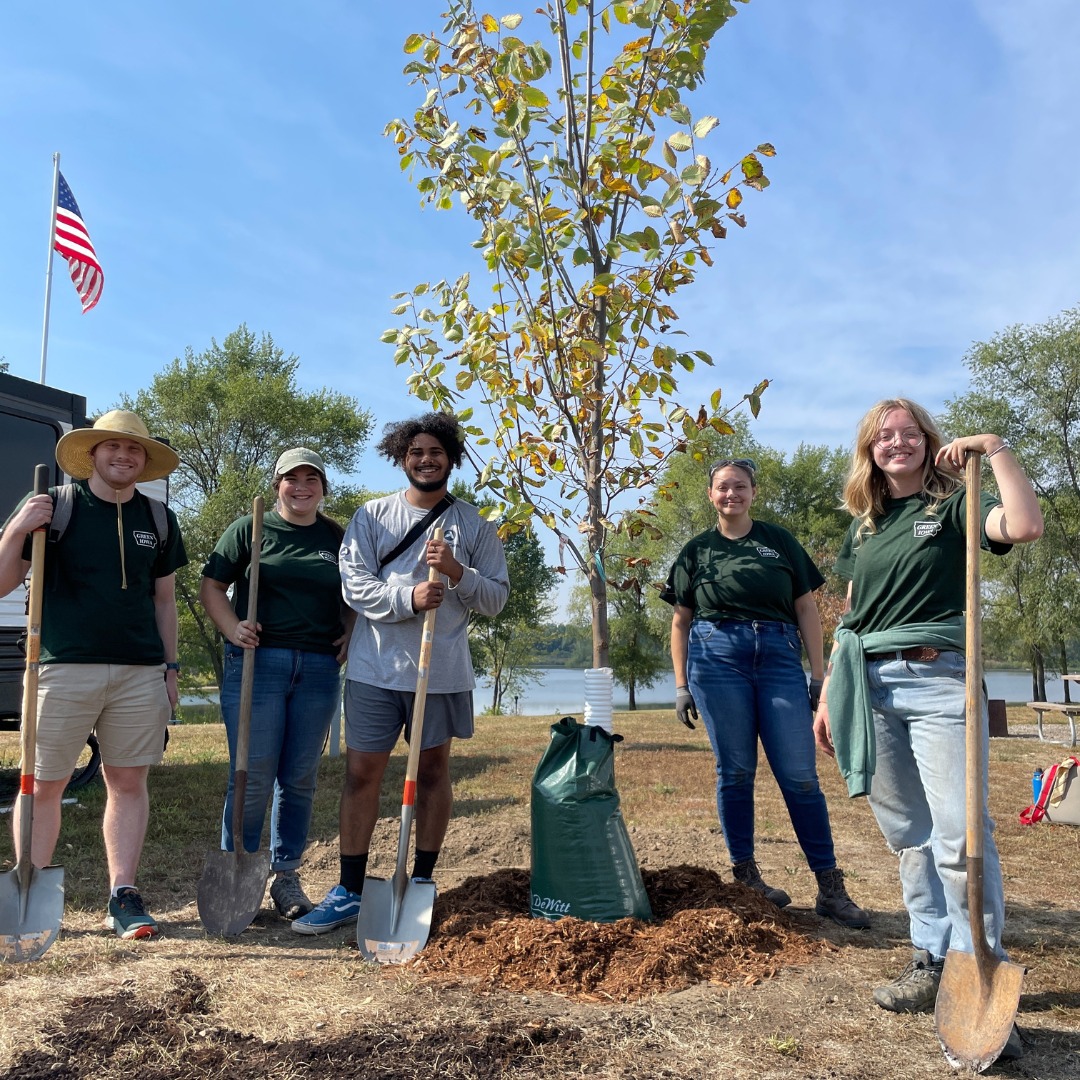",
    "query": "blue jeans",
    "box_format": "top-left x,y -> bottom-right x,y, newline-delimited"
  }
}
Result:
220,645 -> 343,871
687,619 -> 836,871
865,651 -> 1004,959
